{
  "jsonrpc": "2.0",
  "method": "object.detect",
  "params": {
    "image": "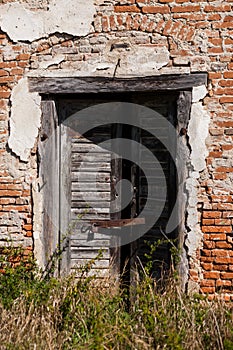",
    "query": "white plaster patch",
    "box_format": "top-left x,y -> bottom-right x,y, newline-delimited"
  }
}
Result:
2,46 -> 18,61
32,179 -> 46,269
192,85 -> 208,103
0,3 -> 44,42
188,102 -> 210,172
185,177 -> 202,257
8,78 -> 41,162
0,0 -> 96,42
117,46 -> 170,75
45,0 -> 95,37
